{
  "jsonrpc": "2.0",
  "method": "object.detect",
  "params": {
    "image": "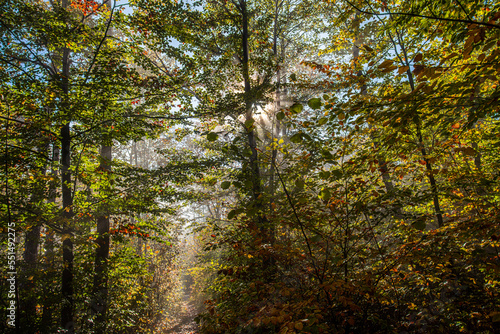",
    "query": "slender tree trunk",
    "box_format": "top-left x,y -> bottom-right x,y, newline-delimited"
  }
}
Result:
268,0 -> 282,241
240,0 -> 261,200
21,143 -> 48,331
60,32 -> 75,330
404,67 -> 443,227
353,13 -> 403,219
238,0 -> 272,270
60,121 -> 74,332
21,224 -> 41,331
91,144 -> 111,333
41,145 -> 59,331
392,26 -> 443,227
91,2 -> 113,329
